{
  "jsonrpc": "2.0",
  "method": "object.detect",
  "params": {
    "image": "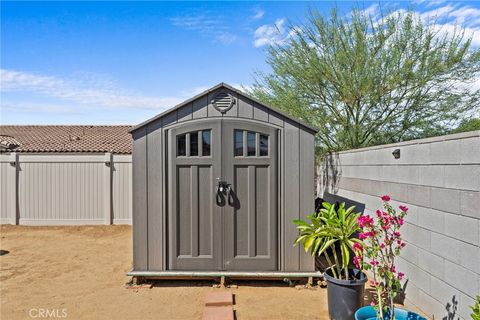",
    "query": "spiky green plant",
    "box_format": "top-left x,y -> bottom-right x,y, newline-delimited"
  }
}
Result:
293,201 -> 362,280
471,295 -> 480,320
